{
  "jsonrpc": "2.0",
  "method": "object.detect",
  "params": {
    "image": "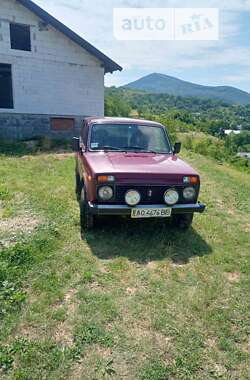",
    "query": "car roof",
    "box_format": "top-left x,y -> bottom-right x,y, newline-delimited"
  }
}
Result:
85,117 -> 163,127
